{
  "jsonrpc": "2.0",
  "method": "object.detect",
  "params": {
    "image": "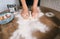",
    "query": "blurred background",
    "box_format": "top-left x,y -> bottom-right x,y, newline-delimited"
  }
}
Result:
0,0 -> 60,12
